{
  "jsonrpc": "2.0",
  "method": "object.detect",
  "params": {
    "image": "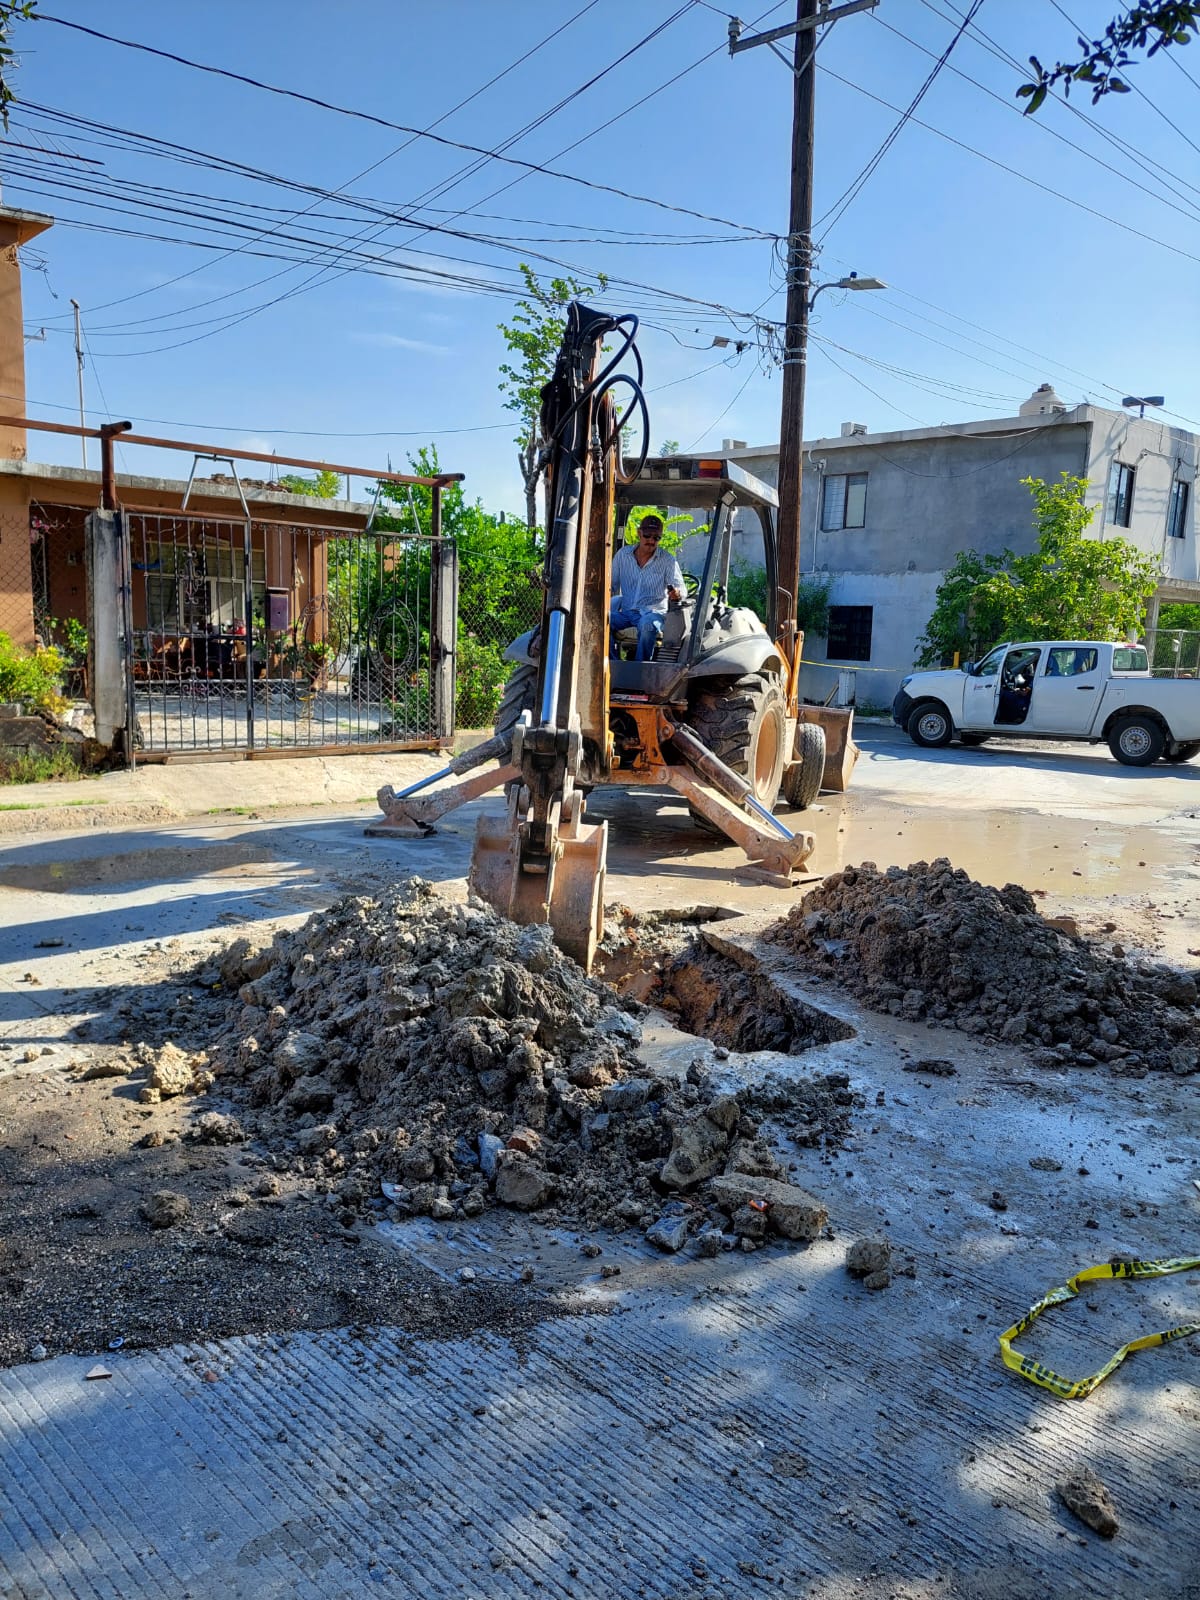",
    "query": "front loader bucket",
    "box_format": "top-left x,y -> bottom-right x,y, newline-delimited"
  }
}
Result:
469,812 -> 608,973
799,706 -> 859,793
